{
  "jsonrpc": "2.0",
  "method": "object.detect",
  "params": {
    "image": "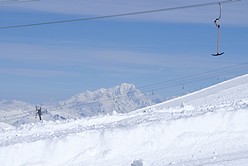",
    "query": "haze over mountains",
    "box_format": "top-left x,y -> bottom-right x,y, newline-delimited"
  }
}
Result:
0,83 -> 162,126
